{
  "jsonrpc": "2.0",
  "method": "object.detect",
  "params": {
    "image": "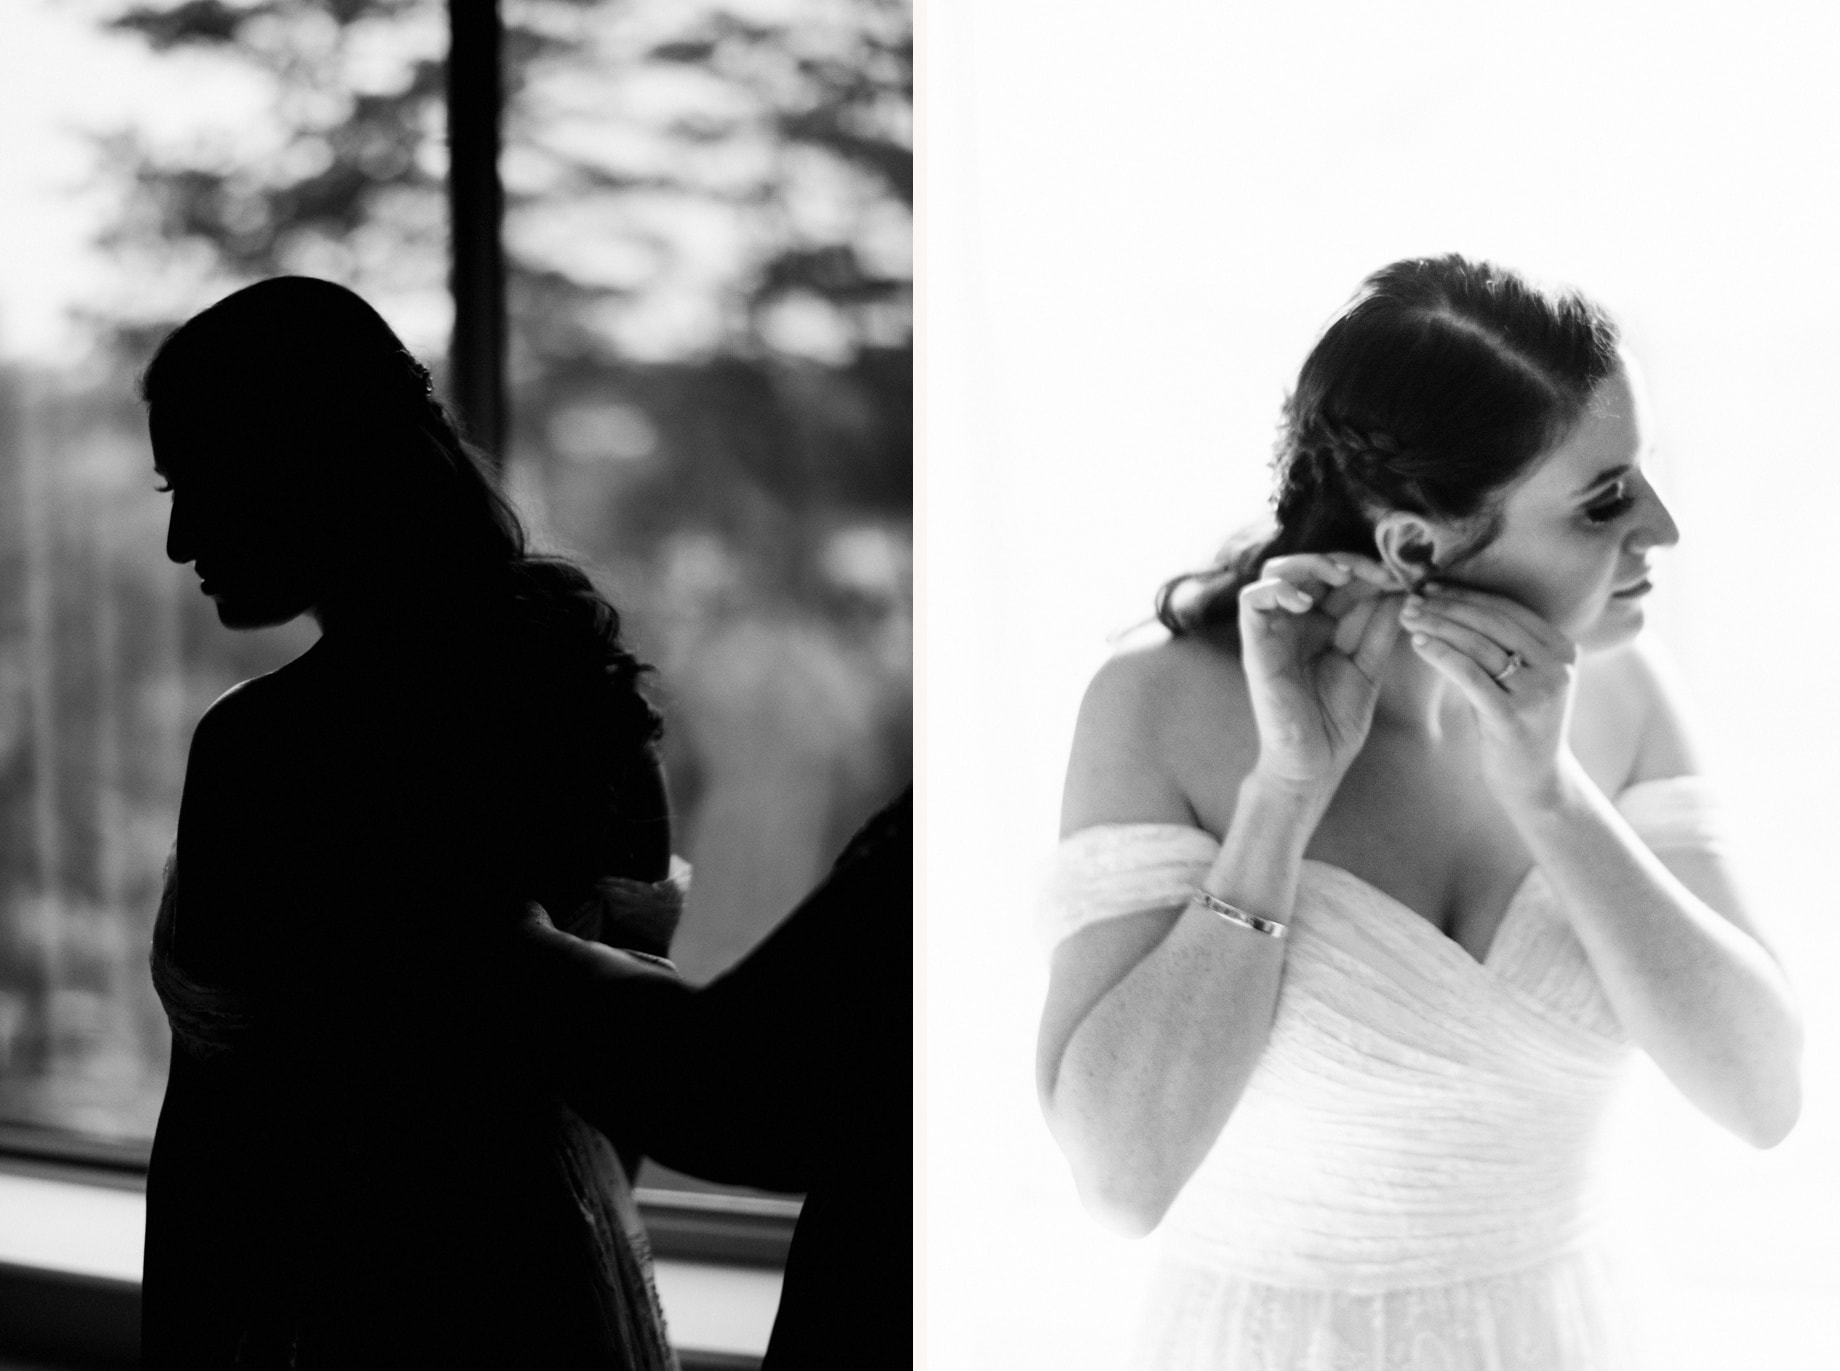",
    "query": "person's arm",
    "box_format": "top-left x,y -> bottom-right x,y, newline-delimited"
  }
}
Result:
1406,587 -> 1802,1146
144,684 -> 275,1368
663,788 -> 909,1187
166,683 -> 269,972
513,790 -> 911,1192
1037,555 -> 1405,1236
